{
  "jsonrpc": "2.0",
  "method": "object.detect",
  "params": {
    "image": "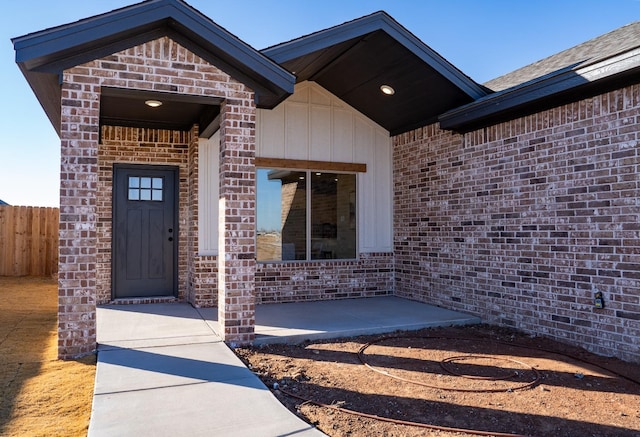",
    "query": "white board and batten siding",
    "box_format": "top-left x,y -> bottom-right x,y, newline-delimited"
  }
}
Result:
199,81 -> 393,255
198,130 -> 219,255
257,81 -> 393,254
